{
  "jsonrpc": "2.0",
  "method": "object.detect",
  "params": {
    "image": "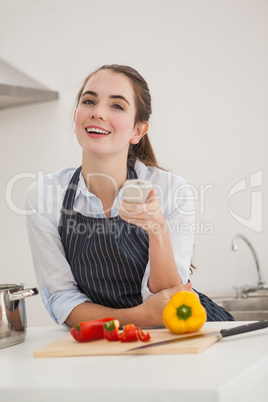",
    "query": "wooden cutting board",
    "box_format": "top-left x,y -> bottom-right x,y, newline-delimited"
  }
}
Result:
34,328 -> 220,357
